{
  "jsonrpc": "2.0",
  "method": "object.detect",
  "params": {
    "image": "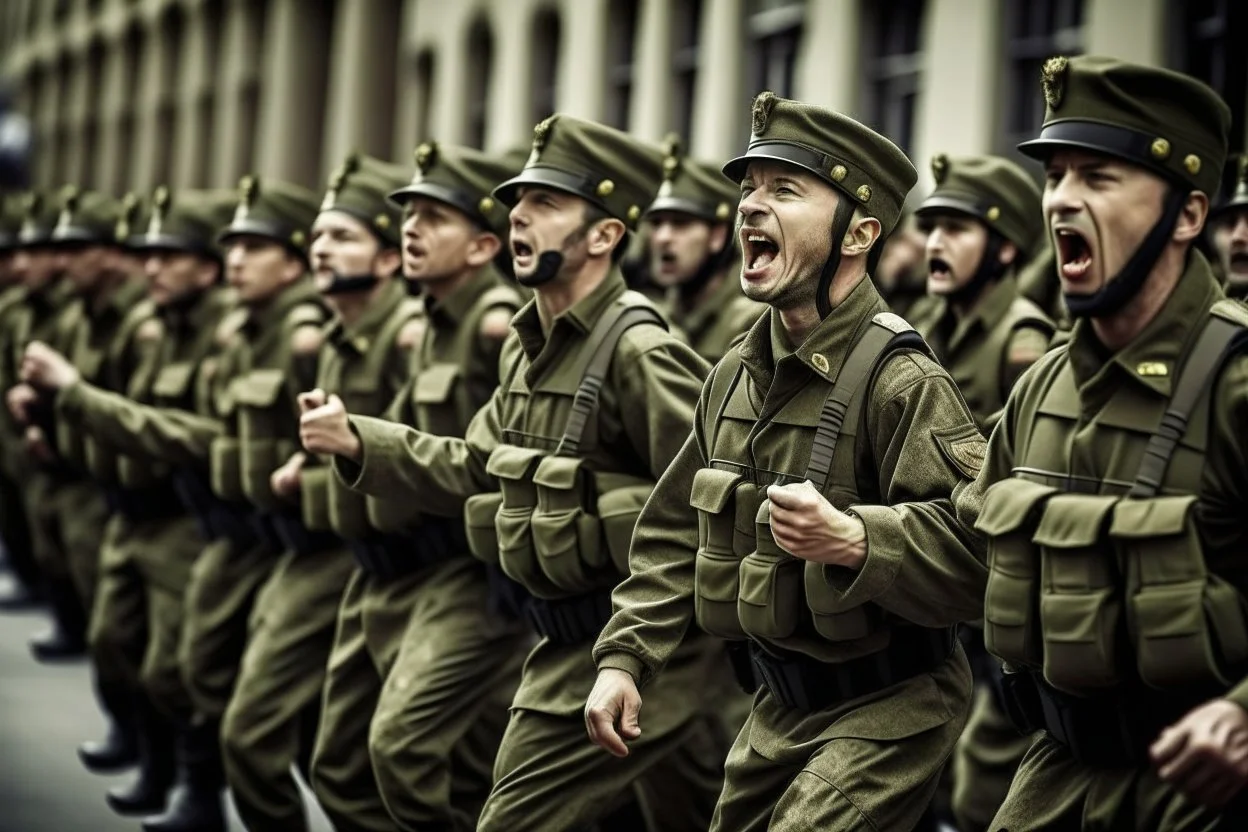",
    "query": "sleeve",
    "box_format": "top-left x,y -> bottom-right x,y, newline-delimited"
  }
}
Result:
57,379 -> 222,466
